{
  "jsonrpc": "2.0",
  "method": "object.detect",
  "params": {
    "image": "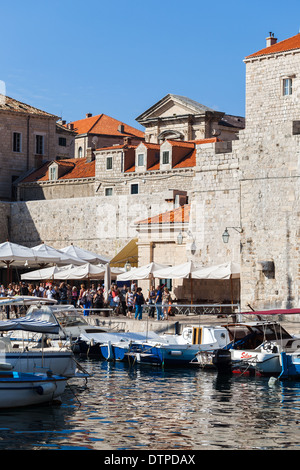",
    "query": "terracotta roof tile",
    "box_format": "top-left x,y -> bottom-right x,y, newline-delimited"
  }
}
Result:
67,114 -> 144,139
0,95 -> 58,118
137,204 -> 190,225
20,158 -> 95,183
172,149 -> 196,168
246,33 -> 300,59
